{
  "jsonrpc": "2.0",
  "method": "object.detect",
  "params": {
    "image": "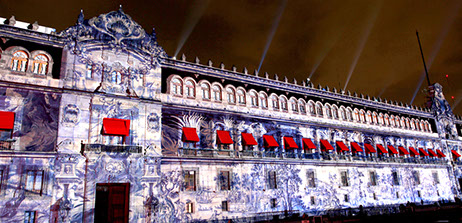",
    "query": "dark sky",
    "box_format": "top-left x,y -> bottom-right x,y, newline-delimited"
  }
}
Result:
2,0 -> 462,115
